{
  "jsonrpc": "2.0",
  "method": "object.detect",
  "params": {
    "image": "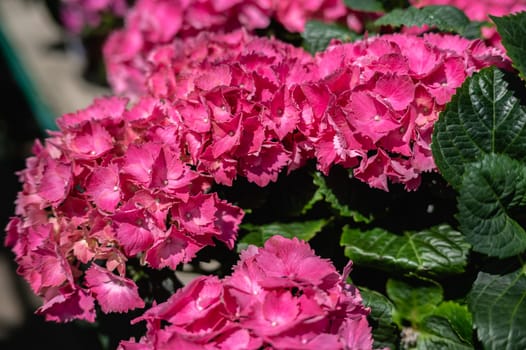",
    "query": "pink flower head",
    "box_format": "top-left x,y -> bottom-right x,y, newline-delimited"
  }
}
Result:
310,32 -> 507,190
103,0 -> 350,97
121,236 -> 374,349
5,95 -> 244,322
